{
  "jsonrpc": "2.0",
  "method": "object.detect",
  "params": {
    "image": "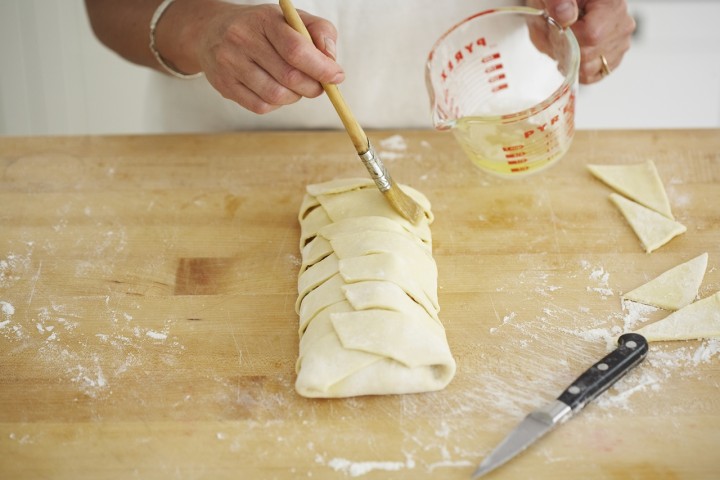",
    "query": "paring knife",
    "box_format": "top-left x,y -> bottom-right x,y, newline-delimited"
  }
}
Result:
472,333 -> 648,478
